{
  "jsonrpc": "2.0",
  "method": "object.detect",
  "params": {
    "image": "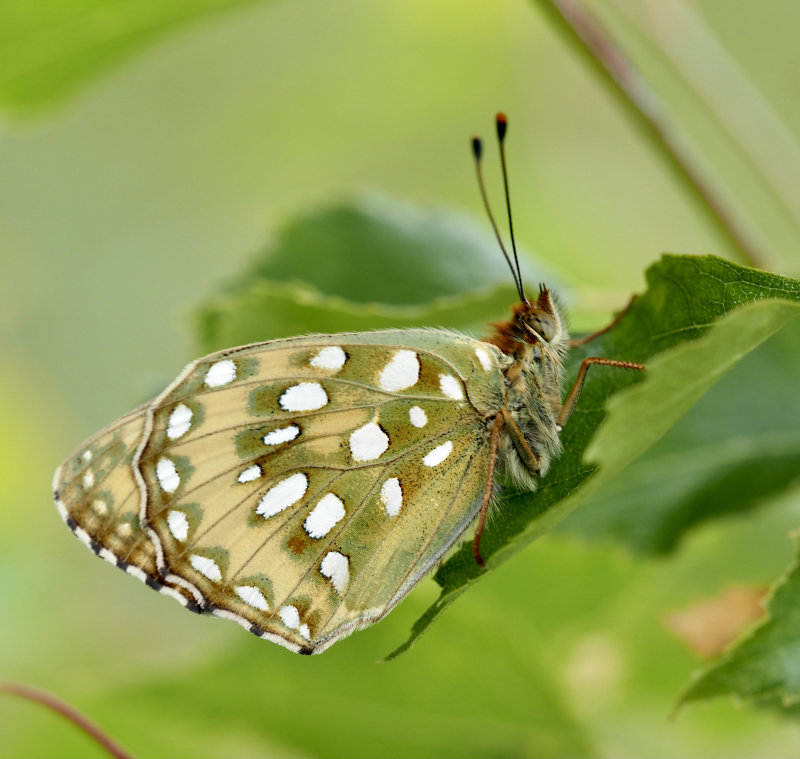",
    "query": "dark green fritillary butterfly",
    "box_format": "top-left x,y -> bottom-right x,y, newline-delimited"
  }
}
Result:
53,115 -> 643,653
